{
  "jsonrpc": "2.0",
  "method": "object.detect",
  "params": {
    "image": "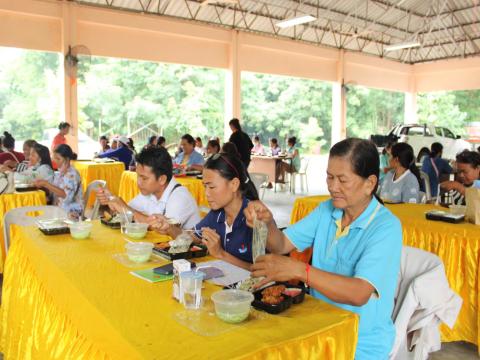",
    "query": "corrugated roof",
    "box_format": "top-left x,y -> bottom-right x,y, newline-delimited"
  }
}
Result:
75,0 -> 480,64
